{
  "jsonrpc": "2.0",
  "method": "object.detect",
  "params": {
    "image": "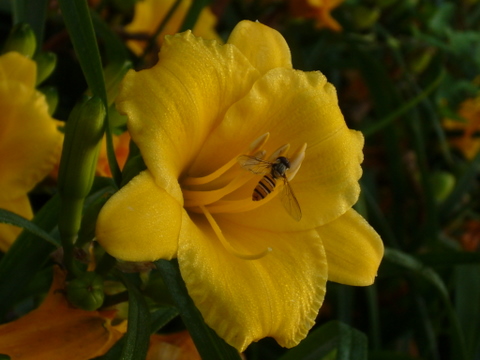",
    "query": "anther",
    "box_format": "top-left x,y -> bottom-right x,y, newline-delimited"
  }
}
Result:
249,132 -> 270,153
182,133 -> 270,187
268,143 -> 290,161
287,143 -> 307,181
253,149 -> 266,159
